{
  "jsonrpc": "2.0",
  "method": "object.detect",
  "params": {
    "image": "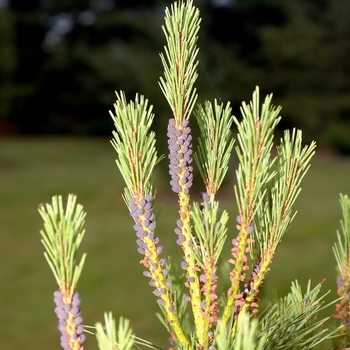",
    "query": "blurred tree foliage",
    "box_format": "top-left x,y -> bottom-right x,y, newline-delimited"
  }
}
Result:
2,0 -> 350,153
0,9 -> 16,128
